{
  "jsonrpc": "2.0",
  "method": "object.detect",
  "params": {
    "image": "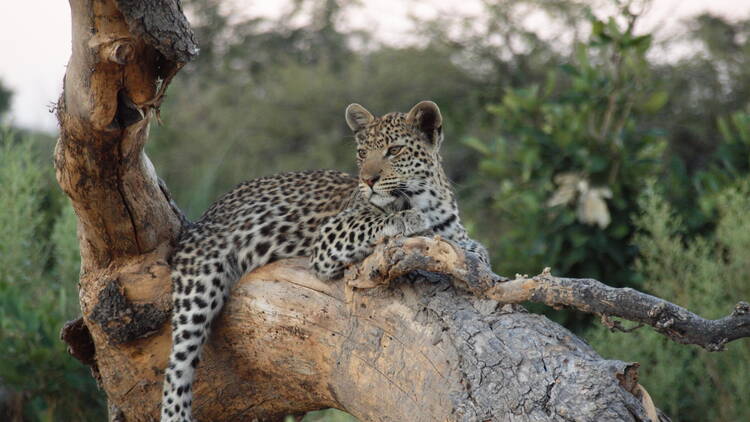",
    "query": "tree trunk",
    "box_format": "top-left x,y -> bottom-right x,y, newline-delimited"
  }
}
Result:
56,1 -> 659,421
